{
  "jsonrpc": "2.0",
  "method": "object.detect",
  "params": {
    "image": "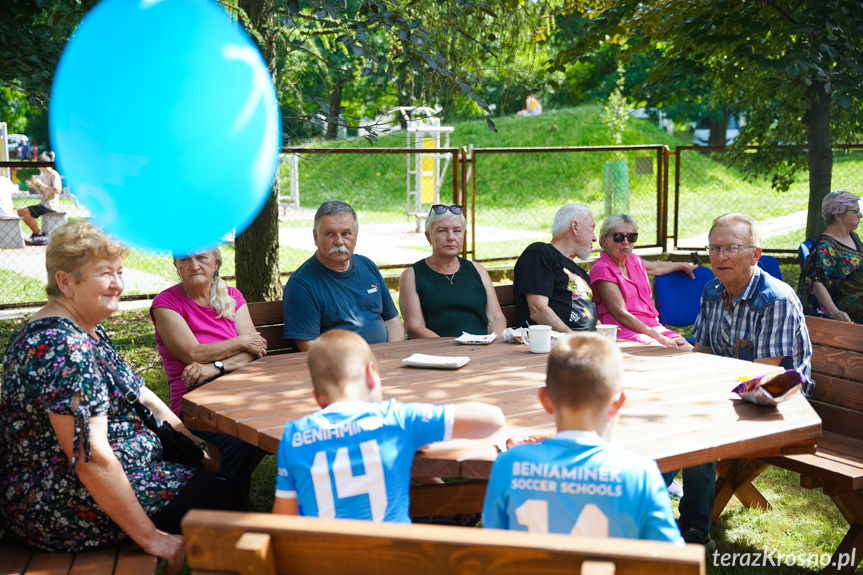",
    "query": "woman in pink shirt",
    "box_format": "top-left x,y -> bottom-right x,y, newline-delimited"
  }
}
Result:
150,248 -> 267,496
589,214 -> 697,350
